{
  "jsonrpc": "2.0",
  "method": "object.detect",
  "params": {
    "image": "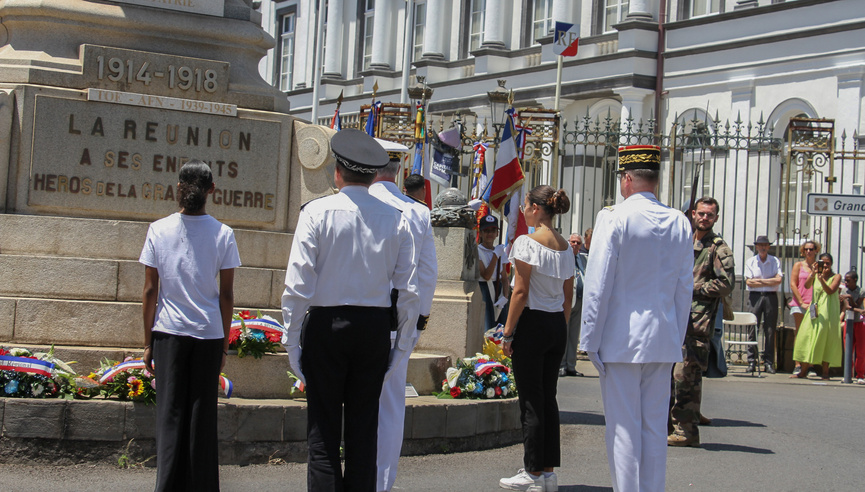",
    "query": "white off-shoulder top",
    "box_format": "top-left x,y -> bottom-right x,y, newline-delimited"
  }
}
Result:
509,234 -> 575,312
